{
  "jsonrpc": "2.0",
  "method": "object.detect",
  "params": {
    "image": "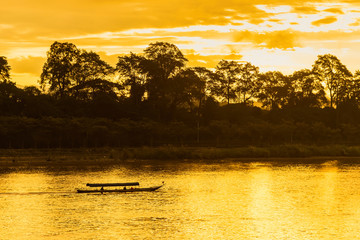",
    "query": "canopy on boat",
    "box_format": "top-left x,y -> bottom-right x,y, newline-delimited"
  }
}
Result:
86,182 -> 140,187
